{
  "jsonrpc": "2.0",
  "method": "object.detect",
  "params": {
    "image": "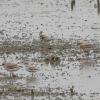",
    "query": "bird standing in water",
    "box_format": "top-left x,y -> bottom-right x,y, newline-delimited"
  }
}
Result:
39,31 -> 49,42
2,53 -> 22,78
25,62 -> 38,77
39,31 -> 51,55
2,62 -> 21,78
79,41 -> 94,59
